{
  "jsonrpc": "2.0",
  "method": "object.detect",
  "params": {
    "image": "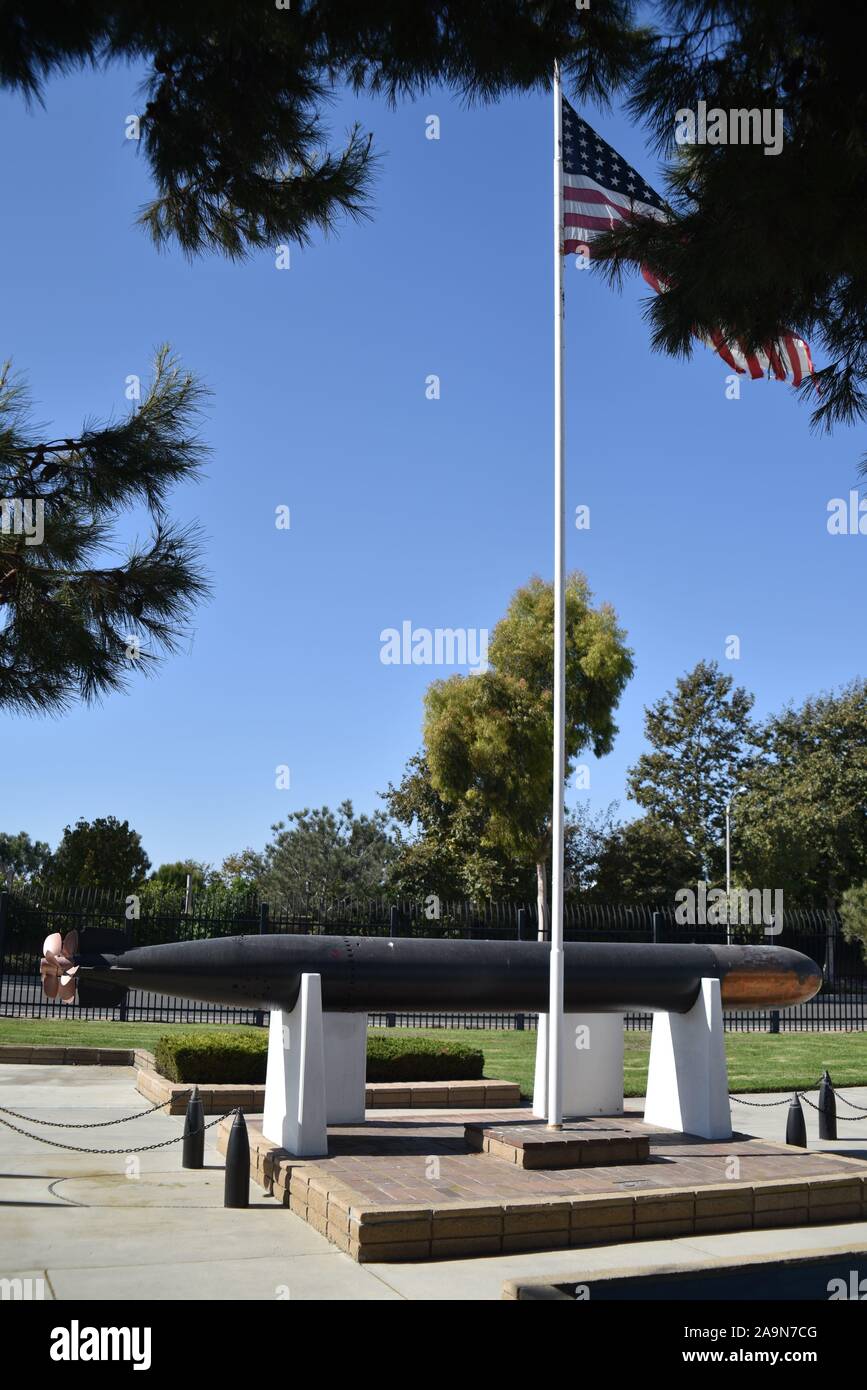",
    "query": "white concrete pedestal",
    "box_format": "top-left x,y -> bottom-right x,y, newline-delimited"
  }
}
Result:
532,1013 -> 624,1118
261,974 -> 367,1156
644,977 -> 732,1140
